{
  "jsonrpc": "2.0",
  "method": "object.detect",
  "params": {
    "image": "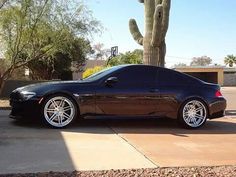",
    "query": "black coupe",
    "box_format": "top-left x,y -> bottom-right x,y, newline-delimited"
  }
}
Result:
10,65 -> 226,128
